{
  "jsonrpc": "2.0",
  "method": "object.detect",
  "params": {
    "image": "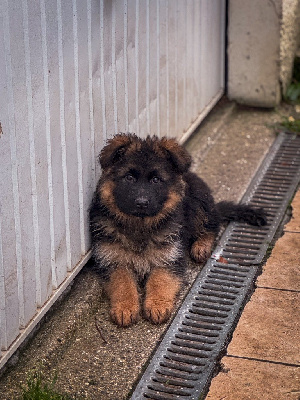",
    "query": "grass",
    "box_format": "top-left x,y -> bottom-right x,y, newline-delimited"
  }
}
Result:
284,56 -> 300,105
20,372 -> 78,400
278,115 -> 300,133
274,56 -> 300,134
